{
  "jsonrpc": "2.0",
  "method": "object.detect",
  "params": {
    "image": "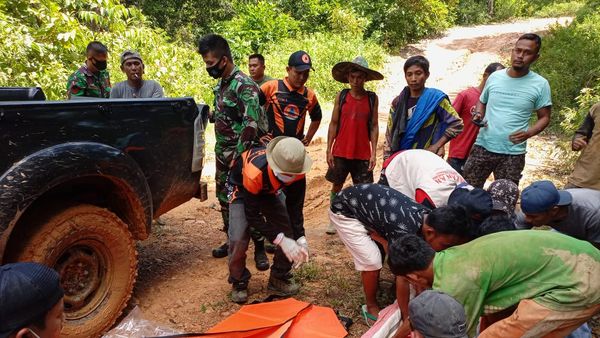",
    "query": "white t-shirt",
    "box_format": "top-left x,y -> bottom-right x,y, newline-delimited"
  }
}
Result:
380,149 -> 465,207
